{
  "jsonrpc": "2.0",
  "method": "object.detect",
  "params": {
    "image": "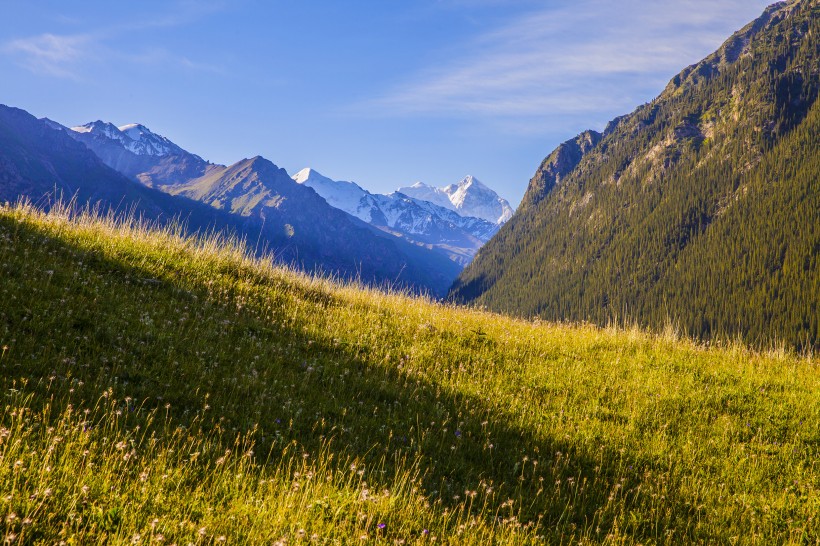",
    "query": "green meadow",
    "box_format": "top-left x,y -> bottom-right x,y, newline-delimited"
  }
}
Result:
0,202 -> 817,544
